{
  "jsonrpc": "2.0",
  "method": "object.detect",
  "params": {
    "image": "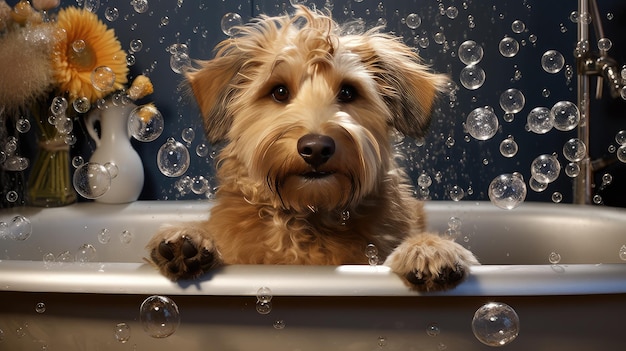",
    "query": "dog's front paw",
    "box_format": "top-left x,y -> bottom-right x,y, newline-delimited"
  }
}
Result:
385,233 -> 479,291
146,226 -> 221,281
